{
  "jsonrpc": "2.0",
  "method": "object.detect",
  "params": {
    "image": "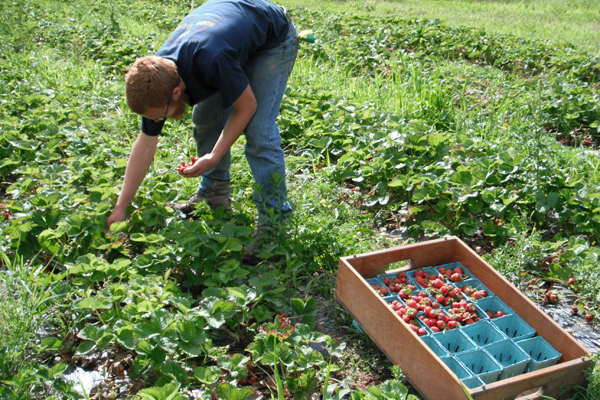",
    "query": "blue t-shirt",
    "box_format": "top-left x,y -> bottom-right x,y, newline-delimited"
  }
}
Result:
141,0 -> 289,136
